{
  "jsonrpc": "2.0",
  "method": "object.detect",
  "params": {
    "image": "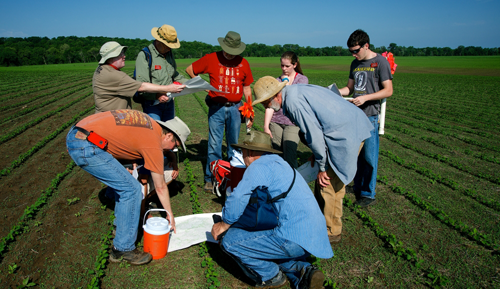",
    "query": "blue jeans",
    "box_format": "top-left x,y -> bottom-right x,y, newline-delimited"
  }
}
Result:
66,127 -> 142,251
221,228 -> 312,287
205,102 -> 241,182
142,99 -> 175,121
354,114 -> 379,199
